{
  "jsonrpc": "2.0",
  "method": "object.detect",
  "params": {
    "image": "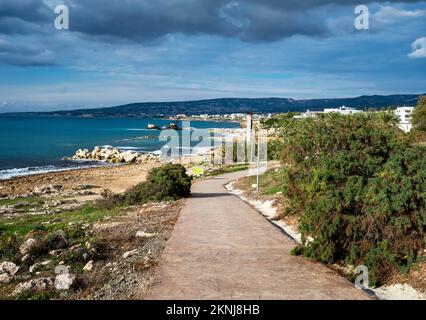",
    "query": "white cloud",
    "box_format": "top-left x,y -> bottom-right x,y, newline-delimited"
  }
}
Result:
409,37 -> 426,59
373,6 -> 425,24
